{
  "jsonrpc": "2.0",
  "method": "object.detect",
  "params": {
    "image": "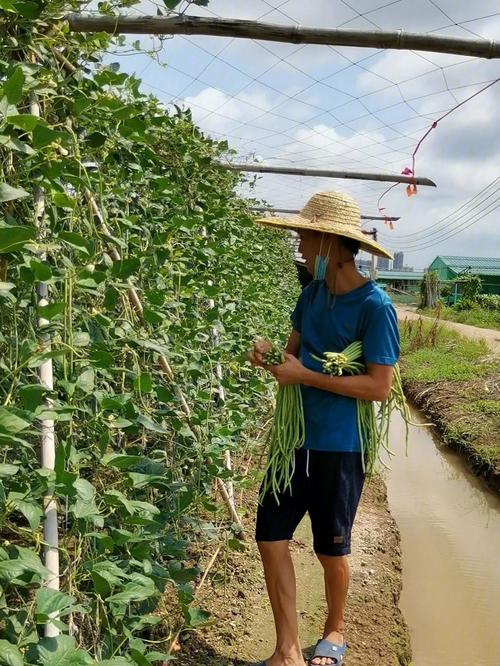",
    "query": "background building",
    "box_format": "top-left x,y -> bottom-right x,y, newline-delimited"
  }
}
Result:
377,257 -> 390,270
393,251 -> 404,270
428,256 -> 500,295
376,270 -> 425,293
